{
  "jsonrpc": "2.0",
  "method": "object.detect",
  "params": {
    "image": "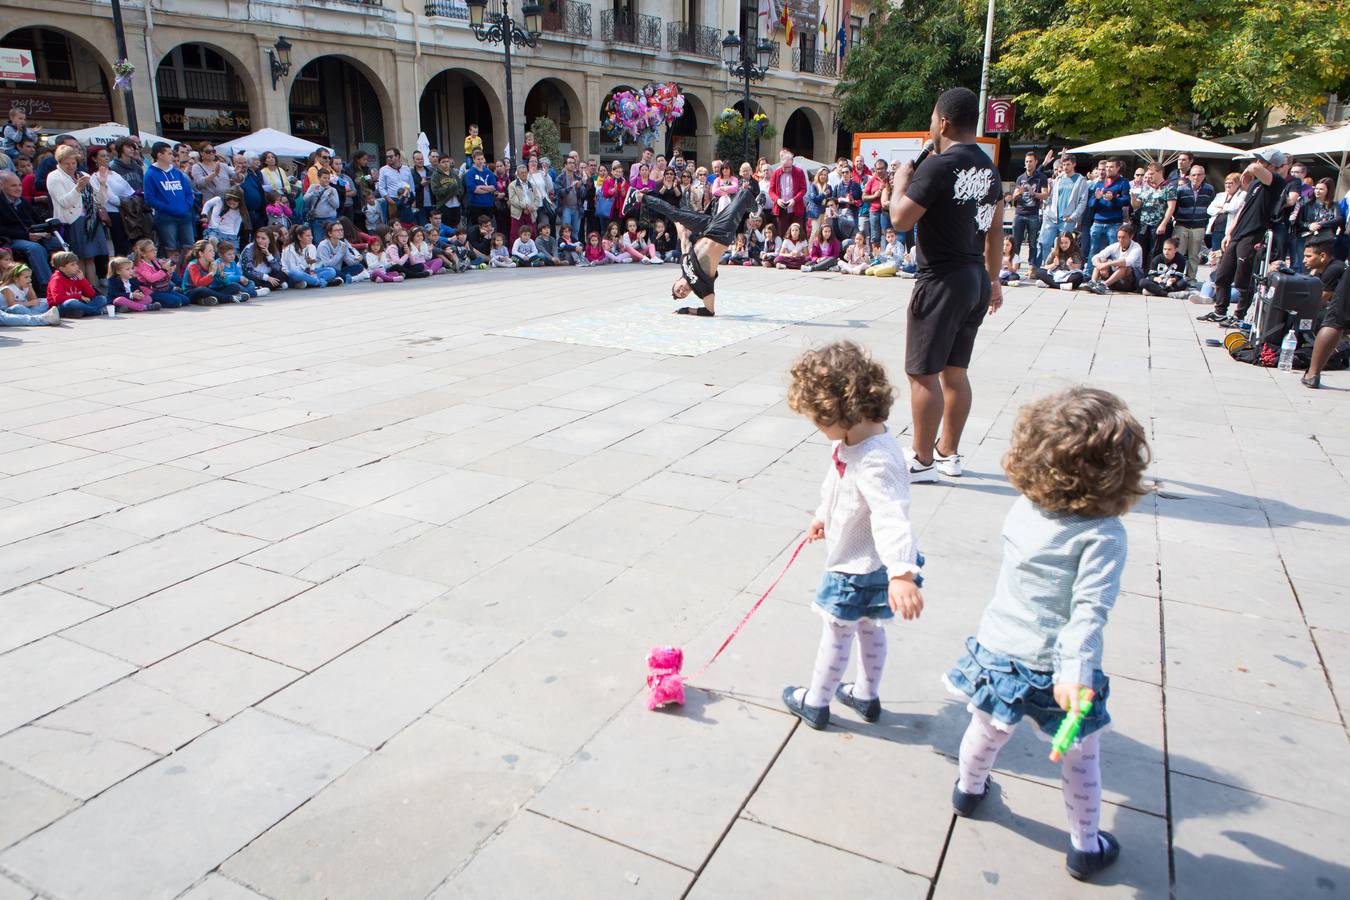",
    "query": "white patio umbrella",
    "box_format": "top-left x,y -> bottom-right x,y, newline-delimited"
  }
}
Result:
216,128 -> 331,159
1065,127 -> 1241,165
62,122 -> 169,148
1244,123 -> 1350,195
